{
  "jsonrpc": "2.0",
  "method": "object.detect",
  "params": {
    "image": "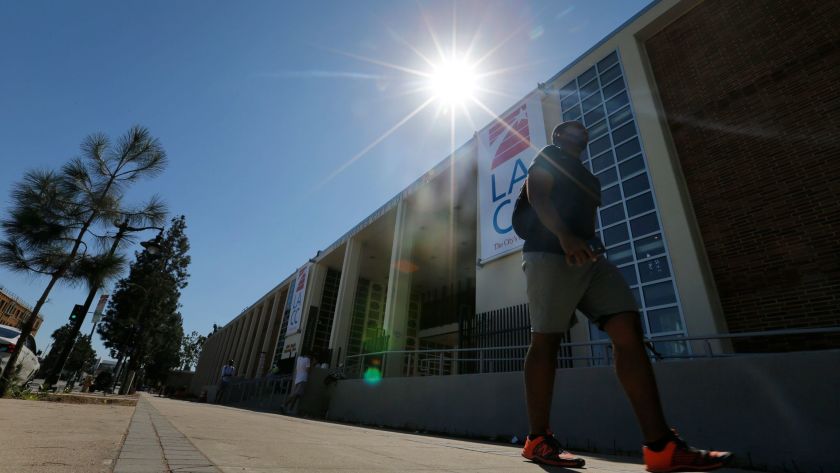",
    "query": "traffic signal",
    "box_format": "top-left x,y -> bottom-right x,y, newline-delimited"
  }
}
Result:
69,304 -> 85,323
